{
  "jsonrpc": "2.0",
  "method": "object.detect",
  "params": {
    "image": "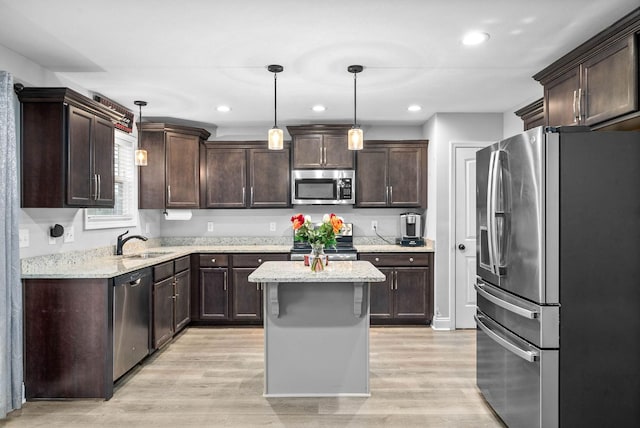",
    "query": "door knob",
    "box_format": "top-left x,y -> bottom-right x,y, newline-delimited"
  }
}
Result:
458,244 -> 466,250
